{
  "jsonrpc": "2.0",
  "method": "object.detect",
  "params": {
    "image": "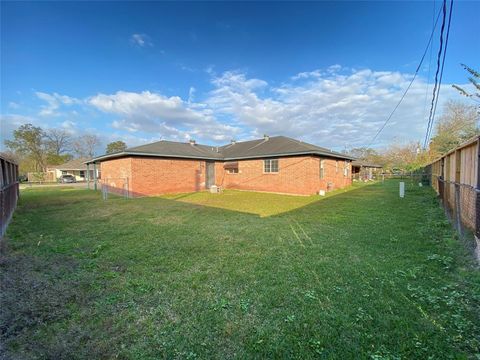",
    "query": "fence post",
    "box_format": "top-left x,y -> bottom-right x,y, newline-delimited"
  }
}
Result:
93,163 -> 98,191
475,139 -> 480,260
454,183 -> 463,238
